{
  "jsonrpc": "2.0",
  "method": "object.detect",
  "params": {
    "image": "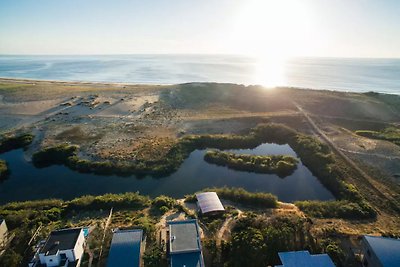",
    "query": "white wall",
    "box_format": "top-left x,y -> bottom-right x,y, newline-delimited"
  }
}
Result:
0,220 -> 8,246
73,229 -> 85,265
